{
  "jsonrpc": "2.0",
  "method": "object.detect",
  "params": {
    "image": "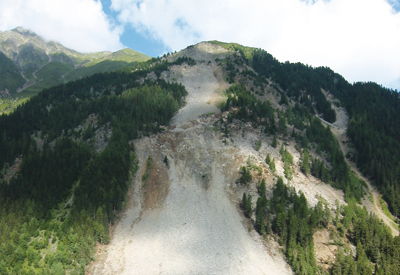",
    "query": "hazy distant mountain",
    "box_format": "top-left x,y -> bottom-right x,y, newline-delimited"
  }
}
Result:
0,27 -> 149,97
